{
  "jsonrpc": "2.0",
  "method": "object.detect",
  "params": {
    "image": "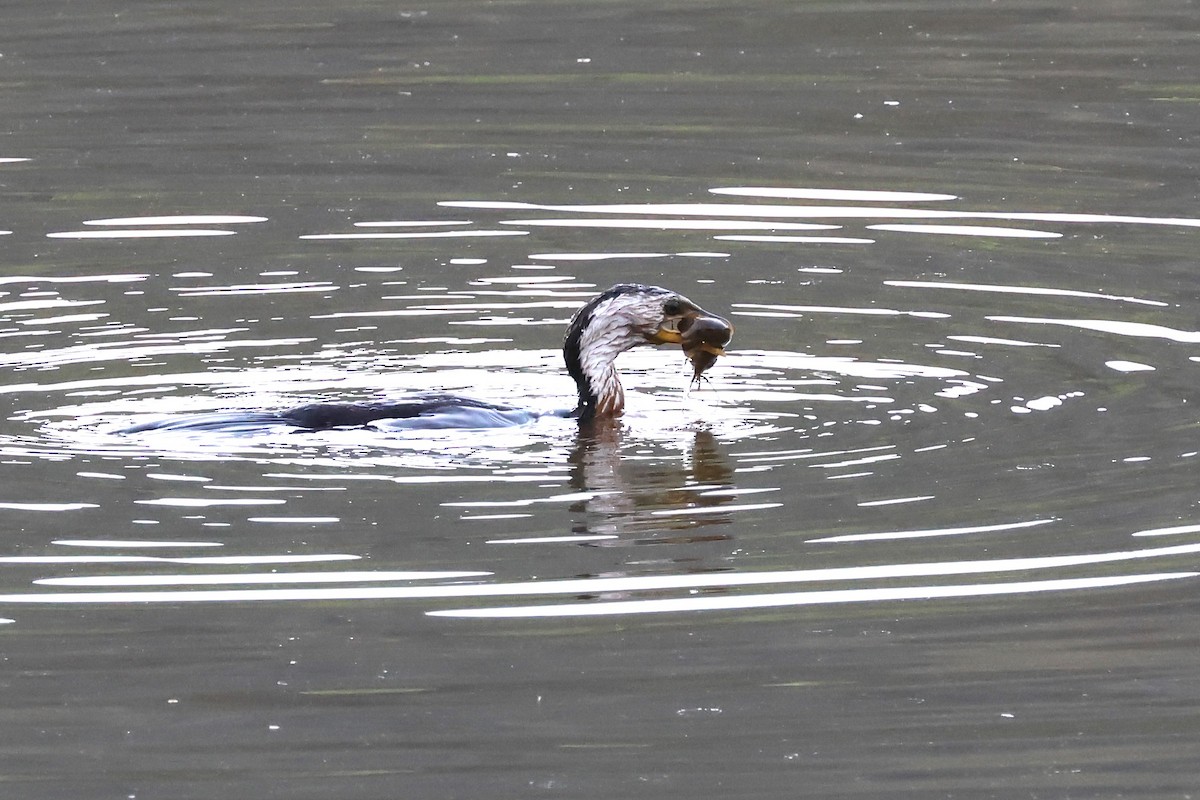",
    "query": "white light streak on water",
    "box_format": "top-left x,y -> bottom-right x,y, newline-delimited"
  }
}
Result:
353,220 -> 473,227
443,490 -> 615,509
499,218 -> 841,231
990,316 -> 1200,343
299,230 -> 528,240
428,574 -> 1196,619
0,337 -> 316,370
1106,360 -> 1155,372
0,371 -> 249,397
172,282 -> 336,296
0,299 -> 104,313
486,534 -> 619,544
436,201 -> 538,210
0,274 -> 147,285
461,514 -> 534,521
734,303 -> 951,319
808,518 -> 1056,543
467,276 -> 576,285
264,472 -> 563,485
0,502 -> 98,511
205,486 -> 347,492
736,352 -> 968,381
733,445 -> 886,464
947,335 -> 1061,348
309,309 -> 478,319
51,540 -> 224,548
810,453 -> 902,469
5,542 -> 1199,606
17,313 -> 108,326
857,495 -> 936,507
886,280 -> 1167,307
696,487 -> 780,497
0,554 -> 359,565
411,300 -> 594,312
133,498 -> 288,508
47,229 -> 238,239
714,235 -> 876,244
649,502 -> 783,516
441,199 -> 1200,229
83,215 -> 268,226
527,252 -> 672,260
36,570 -> 492,587
709,187 -> 959,202
1132,523 -> 1200,537
868,224 -> 1061,238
